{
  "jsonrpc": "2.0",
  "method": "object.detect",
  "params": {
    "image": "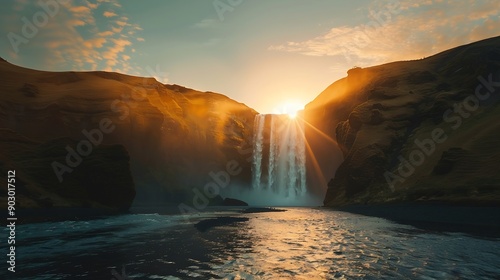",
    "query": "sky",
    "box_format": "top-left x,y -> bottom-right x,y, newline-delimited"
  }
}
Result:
1,0 -> 499,113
